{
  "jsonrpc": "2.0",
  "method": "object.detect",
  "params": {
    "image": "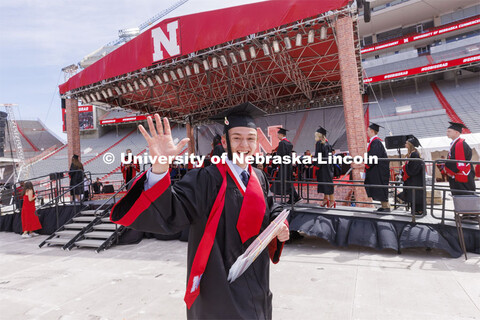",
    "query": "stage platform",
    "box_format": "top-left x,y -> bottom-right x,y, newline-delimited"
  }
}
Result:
1,200 -> 478,258
289,203 -> 480,258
